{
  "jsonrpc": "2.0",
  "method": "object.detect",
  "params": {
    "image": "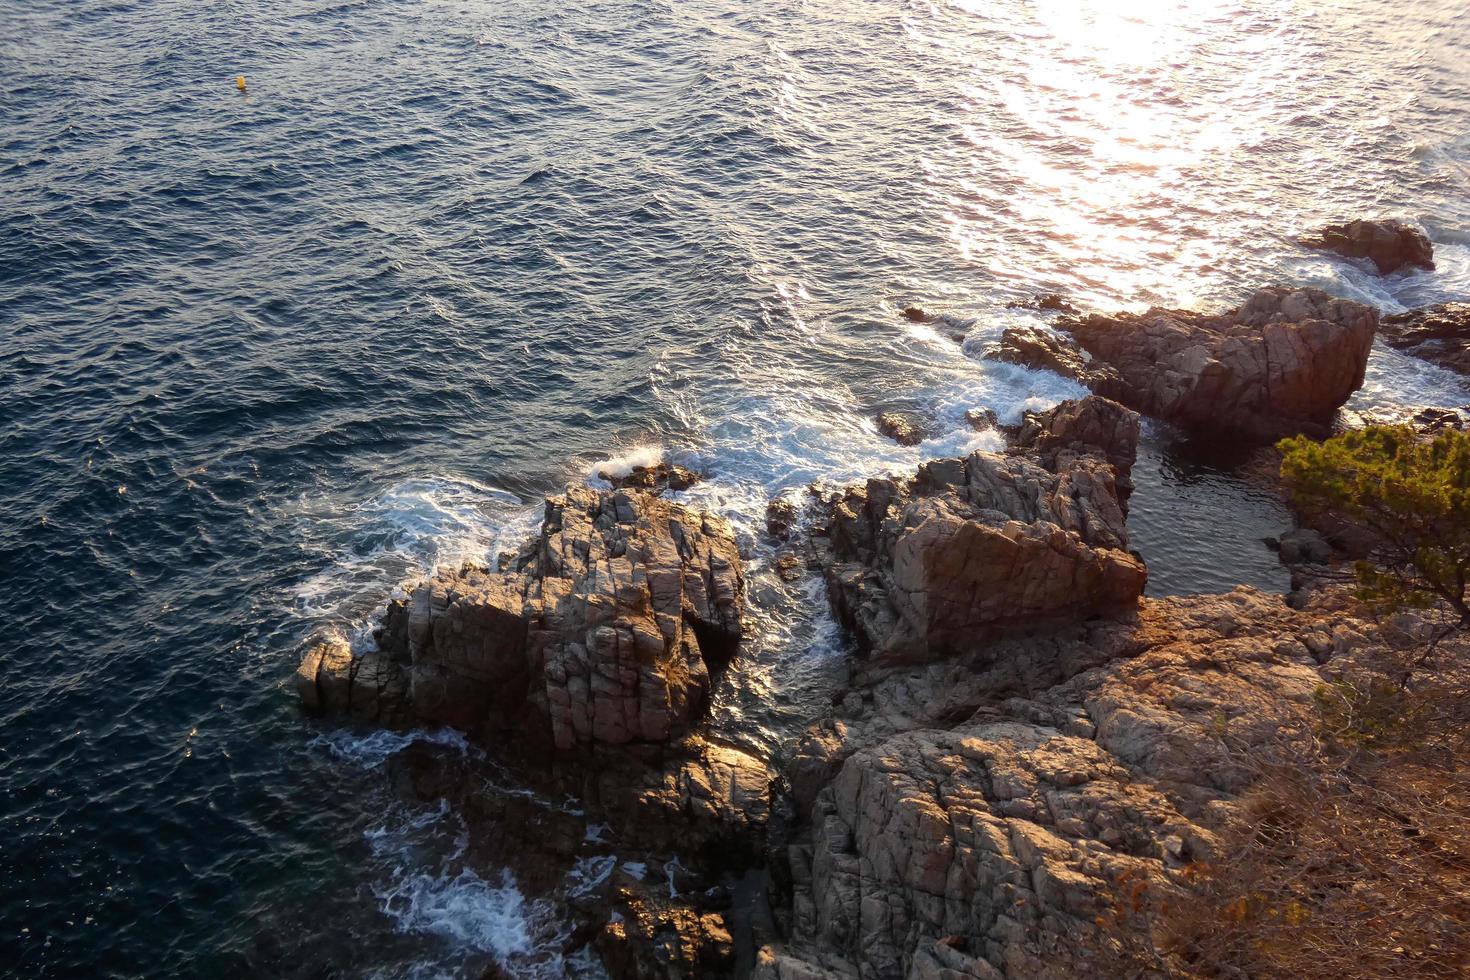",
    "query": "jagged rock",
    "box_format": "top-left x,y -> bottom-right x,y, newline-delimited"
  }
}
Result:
1307,218 -> 1435,275
1006,293 -> 1078,314
767,496 -> 800,542
985,325 -> 1093,380
298,485 -> 744,753
821,398 -> 1146,661
770,587 -> 1399,980
964,408 -> 999,432
1010,397 -> 1139,505
598,461 -> 703,495
1056,286 -> 1377,442
1380,303 -> 1470,375
901,307 -> 937,324
596,883 -> 735,979
876,412 -> 927,447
